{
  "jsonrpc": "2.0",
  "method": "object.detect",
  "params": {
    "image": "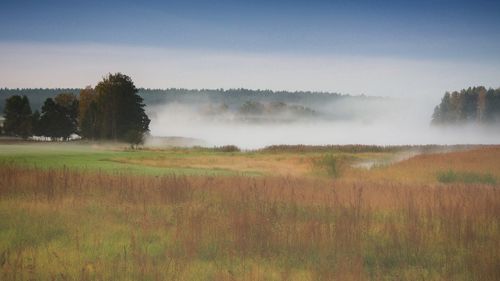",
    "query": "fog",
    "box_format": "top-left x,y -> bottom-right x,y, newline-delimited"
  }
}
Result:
147,97 -> 500,149
1,42 -> 499,148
